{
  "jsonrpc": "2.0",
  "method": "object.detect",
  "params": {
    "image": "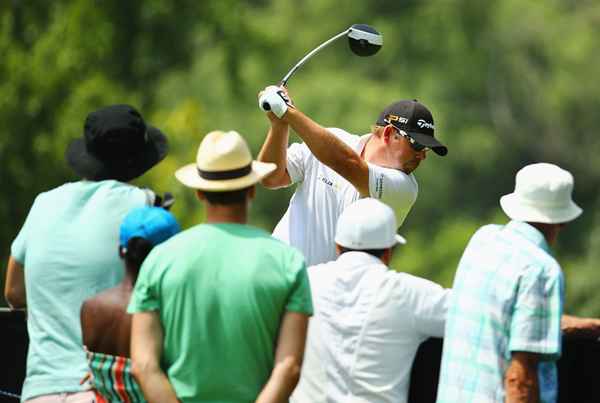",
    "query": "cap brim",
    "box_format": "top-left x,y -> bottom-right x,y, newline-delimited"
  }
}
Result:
175,161 -> 276,191
66,126 -> 168,181
395,234 -> 407,245
407,131 -> 448,156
